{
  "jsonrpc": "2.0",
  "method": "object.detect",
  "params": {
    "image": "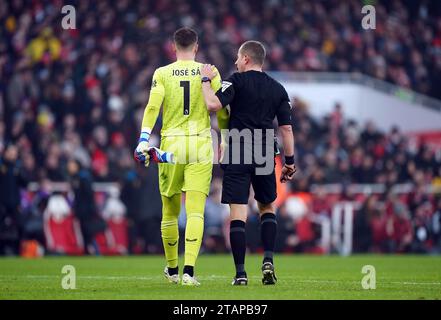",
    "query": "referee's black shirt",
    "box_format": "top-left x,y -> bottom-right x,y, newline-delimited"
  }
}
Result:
215,70 -> 292,161
216,70 -> 292,137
